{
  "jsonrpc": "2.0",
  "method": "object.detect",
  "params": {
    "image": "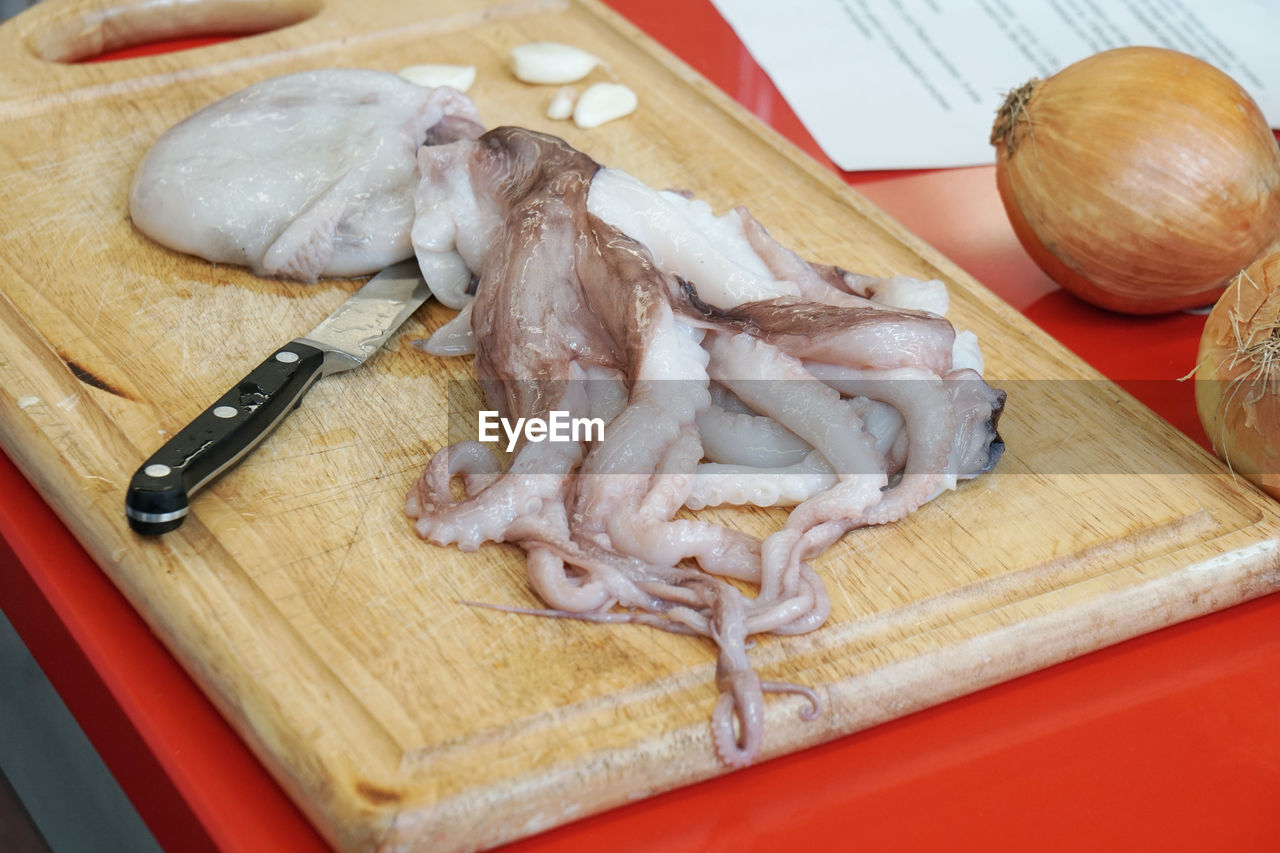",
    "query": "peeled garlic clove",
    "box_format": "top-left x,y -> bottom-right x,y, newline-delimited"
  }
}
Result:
546,86 -> 578,120
397,64 -> 477,92
573,82 -> 637,129
509,42 -> 600,84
